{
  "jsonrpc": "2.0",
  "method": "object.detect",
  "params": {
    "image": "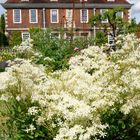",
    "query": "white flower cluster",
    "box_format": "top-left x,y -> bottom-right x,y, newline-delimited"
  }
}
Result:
13,39 -> 34,56
28,106 -> 39,116
25,124 -> 36,133
0,34 -> 140,139
13,39 -> 35,59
